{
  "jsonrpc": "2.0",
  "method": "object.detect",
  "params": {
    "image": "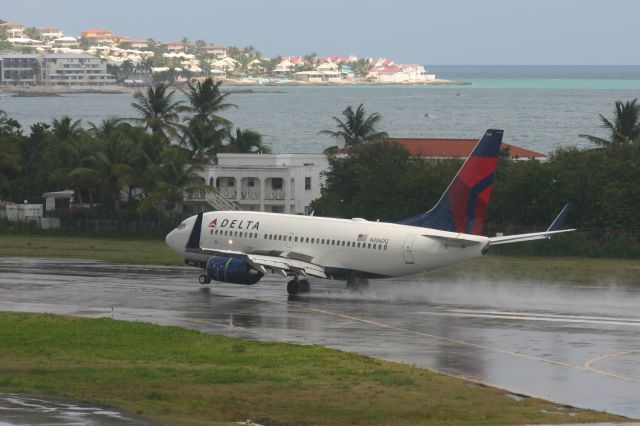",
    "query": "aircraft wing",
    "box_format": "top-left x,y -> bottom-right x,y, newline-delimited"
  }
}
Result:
488,203 -> 575,246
